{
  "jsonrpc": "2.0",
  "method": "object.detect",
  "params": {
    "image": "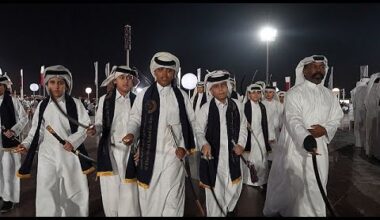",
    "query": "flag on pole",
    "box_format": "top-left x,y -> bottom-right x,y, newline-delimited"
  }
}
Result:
328,66 -> 334,90
20,69 -> 24,100
285,76 -> 291,91
40,65 -> 46,97
105,62 -> 110,77
40,65 -> 45,86
94,61 -> 98,86
360,65 -> 368,79
94,61 -> 99,115
177,67 -> 181,88
197,68 -> 201,82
